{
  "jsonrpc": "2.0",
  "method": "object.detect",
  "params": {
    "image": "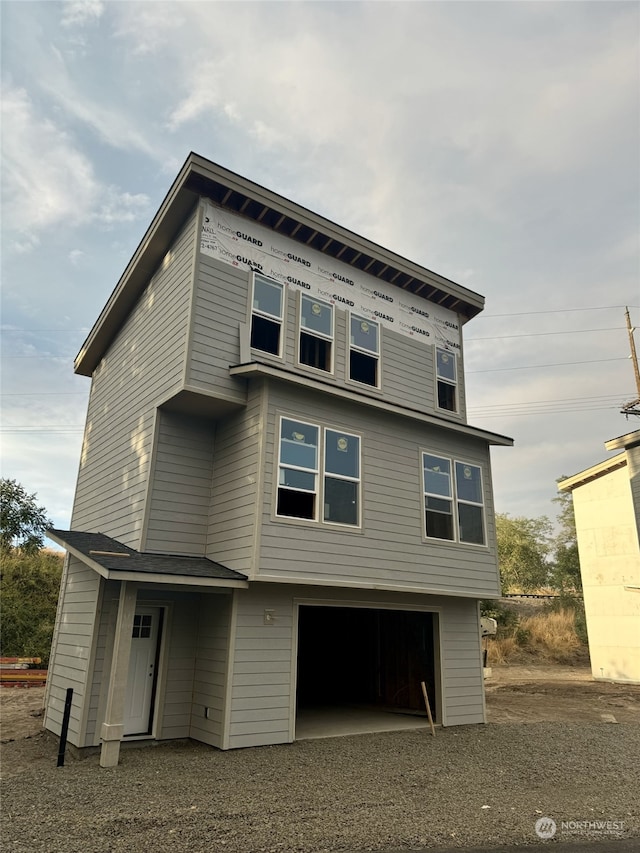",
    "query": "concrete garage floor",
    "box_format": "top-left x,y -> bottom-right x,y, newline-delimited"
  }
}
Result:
295,704 -> 431,739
